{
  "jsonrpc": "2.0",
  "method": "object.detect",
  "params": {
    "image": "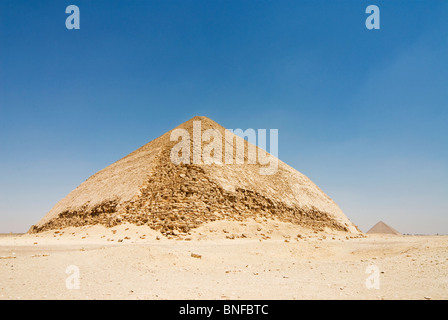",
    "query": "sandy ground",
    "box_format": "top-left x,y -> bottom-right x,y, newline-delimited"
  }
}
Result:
0,219 -> 447,300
